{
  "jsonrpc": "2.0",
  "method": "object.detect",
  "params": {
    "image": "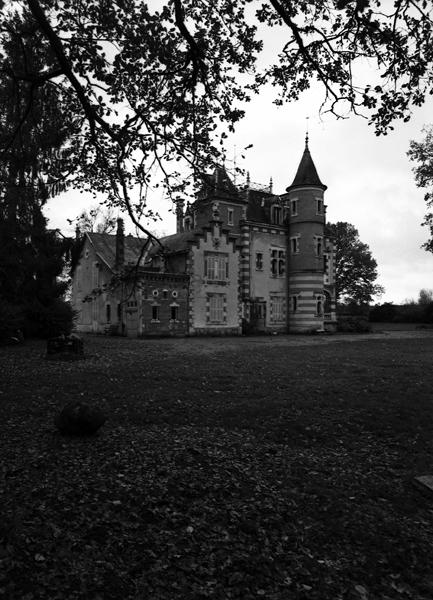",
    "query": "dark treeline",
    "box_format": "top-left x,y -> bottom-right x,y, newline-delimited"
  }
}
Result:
370,290 -> 433,324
